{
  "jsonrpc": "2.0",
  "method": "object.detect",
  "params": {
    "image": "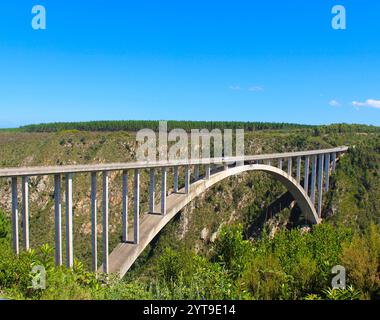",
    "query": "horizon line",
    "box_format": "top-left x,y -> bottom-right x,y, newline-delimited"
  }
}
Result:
1,119 -> 379,130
